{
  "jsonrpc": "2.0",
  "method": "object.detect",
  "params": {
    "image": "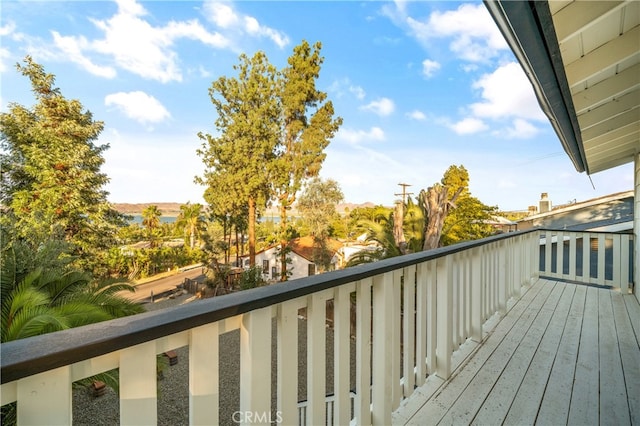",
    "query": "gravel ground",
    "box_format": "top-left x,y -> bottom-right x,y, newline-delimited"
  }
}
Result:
71,292 -> 356,425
